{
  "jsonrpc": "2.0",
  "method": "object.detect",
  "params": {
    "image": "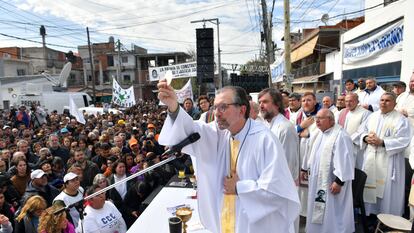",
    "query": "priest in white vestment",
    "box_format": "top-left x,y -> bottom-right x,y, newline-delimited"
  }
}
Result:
396,72 -> 414,127
301,109 -> 355,233
359,92 -> 412,216
296,92 -> 322,216
258,88 -> 299,181
359,77 -> 385,112
157,82 -> 300,233
286,93 -> 302,125
336,93 -> 371,169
